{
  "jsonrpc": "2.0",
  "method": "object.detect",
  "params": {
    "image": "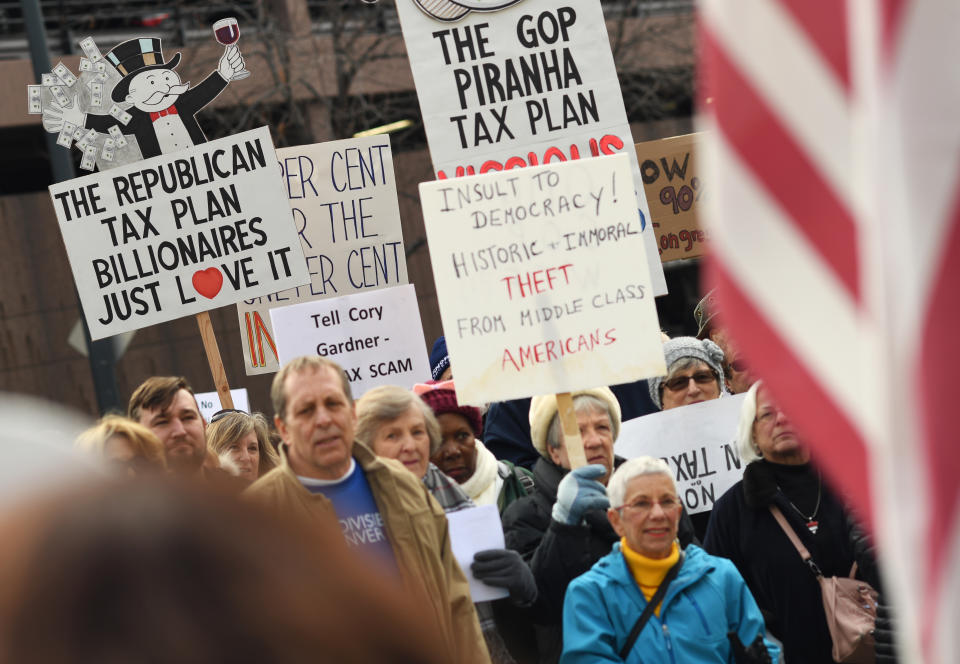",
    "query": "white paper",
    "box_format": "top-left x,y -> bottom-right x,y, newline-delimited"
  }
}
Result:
48,127 -> 310,340
615,394 -> 747,514
194,389 -> 251,422
446,504 -> 510,603
394,0 -> 666,295
269,284 -> 429,400
420,153 -> 665,406
237,135 -> 409,376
